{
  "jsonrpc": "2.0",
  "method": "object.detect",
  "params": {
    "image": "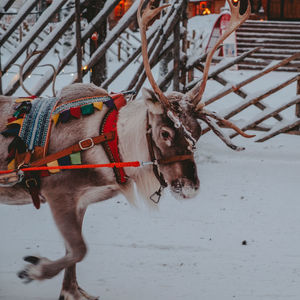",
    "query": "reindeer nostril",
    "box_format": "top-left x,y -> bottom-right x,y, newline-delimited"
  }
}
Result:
172,180 -> 182,190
